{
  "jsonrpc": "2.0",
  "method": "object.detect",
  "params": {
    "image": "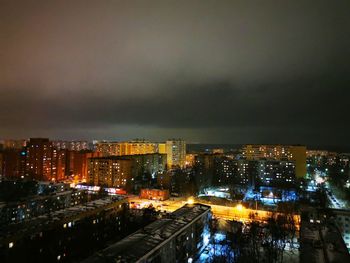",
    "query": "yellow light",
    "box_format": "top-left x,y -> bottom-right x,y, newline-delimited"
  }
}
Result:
187,197 -> 194,205
236,204 -> 243,211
